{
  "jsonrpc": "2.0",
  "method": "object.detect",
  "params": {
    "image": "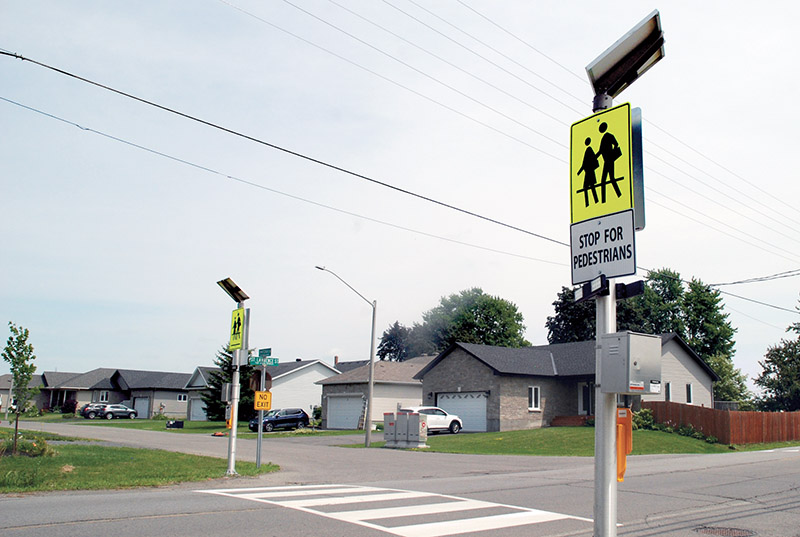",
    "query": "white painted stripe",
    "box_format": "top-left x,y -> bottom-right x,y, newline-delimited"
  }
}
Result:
390,510 -> 570,537
334,499 -> 502,522
239,486 -> 376,499
197,484 -> 343,494
277,491 -> 437,508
